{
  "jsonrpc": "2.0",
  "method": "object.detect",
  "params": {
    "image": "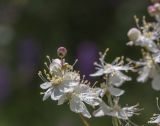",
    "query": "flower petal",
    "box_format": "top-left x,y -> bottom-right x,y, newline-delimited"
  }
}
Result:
42,88 -> 53,101
51,87 -> 63,100
40,82 -> 52,89
148,115 -> 160,124
90,69 -> 104,77
152,75 -> 160,90
109,86 -> 124,96
58,94 -> 67,105
137,66 -> 150,82
110,72 -> 131,87
70,95 -> 91,118
93,101 -> 112,117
